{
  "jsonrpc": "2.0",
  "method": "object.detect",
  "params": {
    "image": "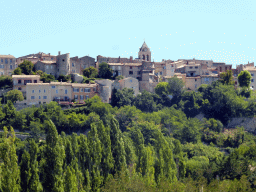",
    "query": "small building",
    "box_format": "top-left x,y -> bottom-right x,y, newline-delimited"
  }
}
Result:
12,75 -> 41,96
71,83 -> 98,103
0,55 -> 16,76
112,77 -> 139,95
